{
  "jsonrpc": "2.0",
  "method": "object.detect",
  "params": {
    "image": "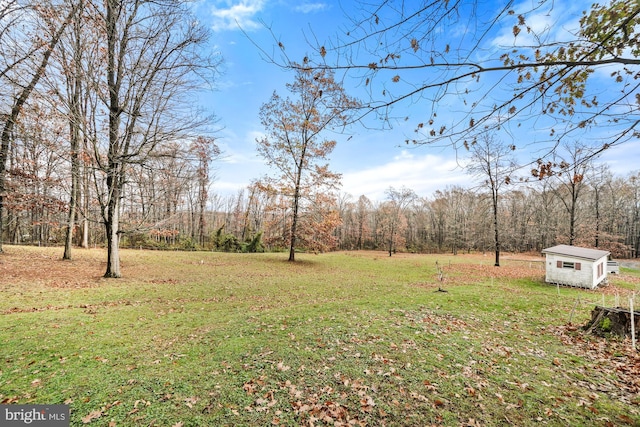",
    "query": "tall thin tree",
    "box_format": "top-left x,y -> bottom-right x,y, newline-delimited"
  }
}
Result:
466,133 -> 516,267
256,65 -> 358,261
